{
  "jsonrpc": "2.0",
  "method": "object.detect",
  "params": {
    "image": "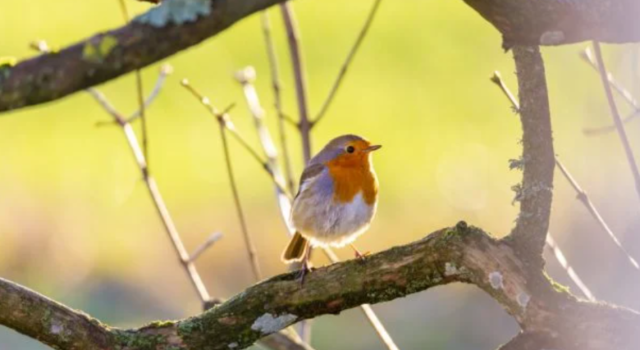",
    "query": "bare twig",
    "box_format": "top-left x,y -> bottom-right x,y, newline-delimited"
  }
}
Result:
87,88 -> 211,303
555,158 -> 640,269
591,41 -> 640,203
117,0 -> 130,21
581,48 -> 640,110
583,110 -> 640,135
280,2 -> 312,163
188,232 -> 224,263
491,70 -> 640,271
581,48 -> 640,134
312,0 -> 383,127
235,66 -> 294,231
545,234 -> 596,301
490,71 -> 519,110
94,64 -> 172,126
261,11 -> 297,194
219,119 -> 263,281
180,79 -> 291,198
181,80 -> 262,281
118,0 -> 150,164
